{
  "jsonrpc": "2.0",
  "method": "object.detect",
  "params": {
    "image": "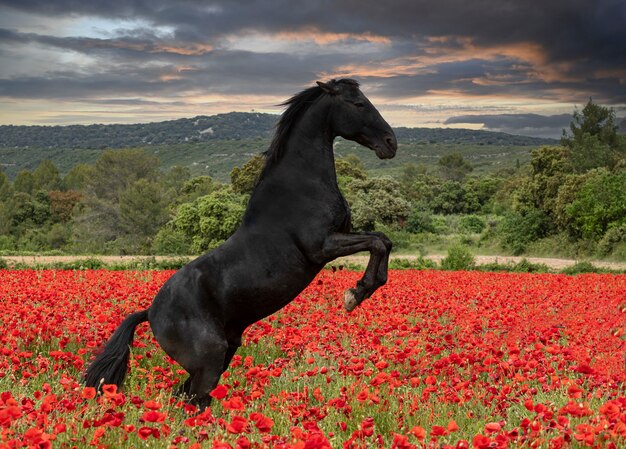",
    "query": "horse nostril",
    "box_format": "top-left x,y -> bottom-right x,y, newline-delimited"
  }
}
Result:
385,135 -> 397,151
